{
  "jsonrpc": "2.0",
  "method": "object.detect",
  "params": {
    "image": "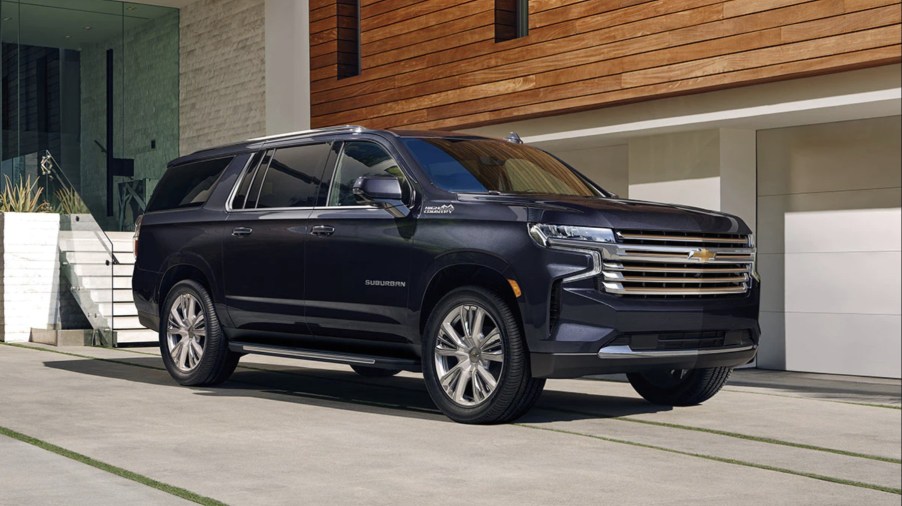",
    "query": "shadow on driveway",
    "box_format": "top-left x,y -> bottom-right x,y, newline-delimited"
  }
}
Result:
43,356 -> 670,423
